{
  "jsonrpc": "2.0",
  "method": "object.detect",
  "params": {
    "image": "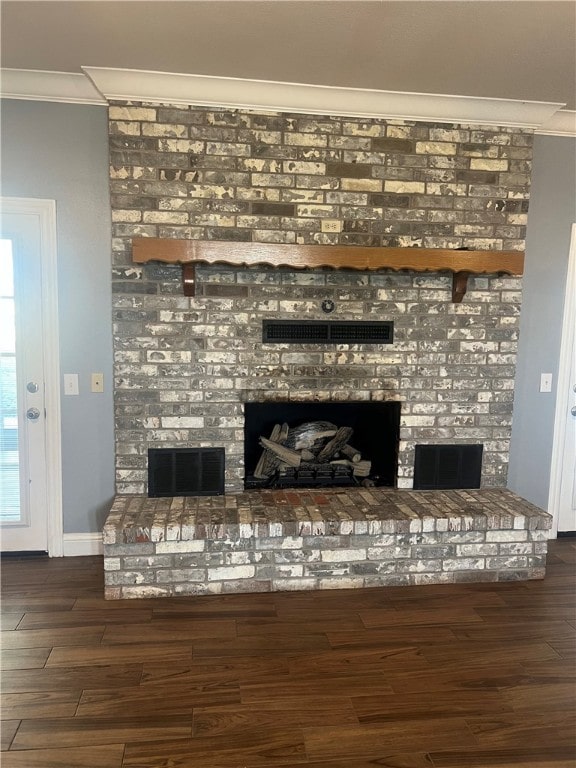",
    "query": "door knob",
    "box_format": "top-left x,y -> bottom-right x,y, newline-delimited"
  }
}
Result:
26,407 -> 40,421
571,406 -> 576,416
